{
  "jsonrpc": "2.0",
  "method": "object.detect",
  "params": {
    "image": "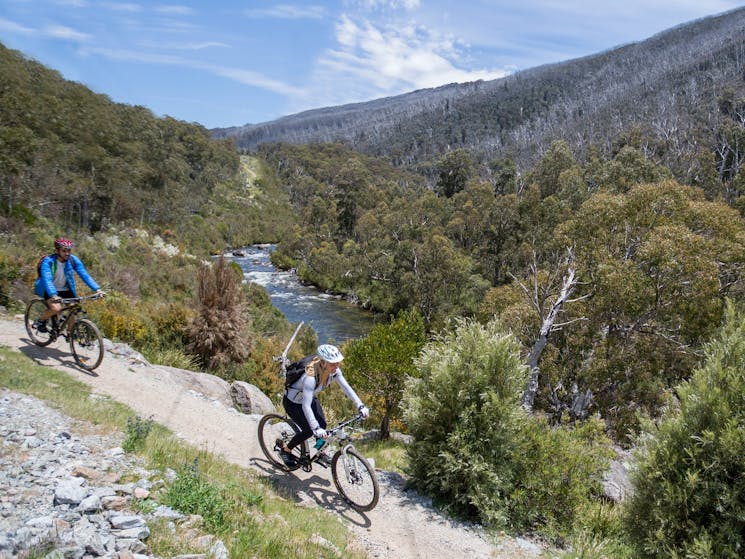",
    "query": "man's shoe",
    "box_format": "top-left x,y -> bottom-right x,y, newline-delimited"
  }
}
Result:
316,451 -> 332,467
279,448 -> 297,468
33,319 -> 48,333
